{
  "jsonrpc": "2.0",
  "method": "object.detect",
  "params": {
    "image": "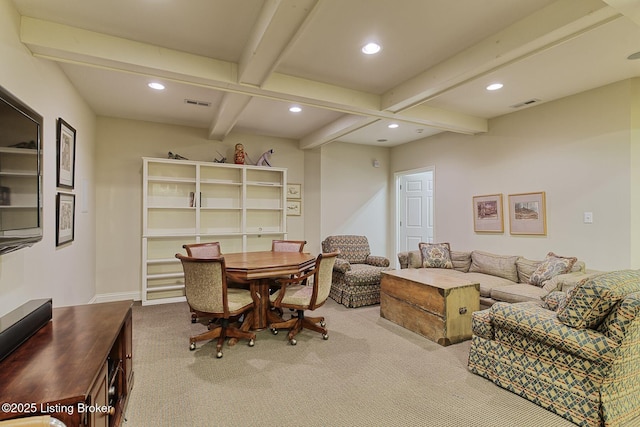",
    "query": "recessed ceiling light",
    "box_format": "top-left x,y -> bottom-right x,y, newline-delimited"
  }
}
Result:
289,106 -> 302,113
362,42 -> 381,55
148,82 -> 165,90
486,83 -> 504,91
388,123 -> 399,129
